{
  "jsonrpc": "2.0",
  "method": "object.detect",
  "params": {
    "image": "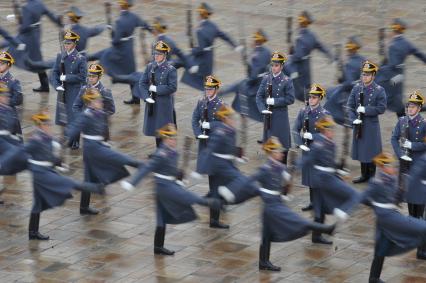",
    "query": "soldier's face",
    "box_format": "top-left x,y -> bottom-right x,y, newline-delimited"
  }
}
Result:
91,99 -> 103,110
0,95 -> 8,105
271,63 -> 283,75
63,41 -> 76,52
224,116 -> 236,128
323,128 -> 334,140
205,87 -> 216,98
270,151 -> 283,161
361,72 -> 374,85
164,137 -> 177,148
88,75 -> 100,85
39,123 -> 51,135
407,104 -> 420,116
308,95 -> 320,107
154,52 -> 166,63
382,165 -> 397,176
0,62 -> 9,73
